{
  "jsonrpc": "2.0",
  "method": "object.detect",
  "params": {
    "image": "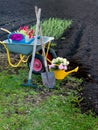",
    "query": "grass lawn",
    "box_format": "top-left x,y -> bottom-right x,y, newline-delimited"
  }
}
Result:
0,67 -> 98,130
0,18 -> 98,130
